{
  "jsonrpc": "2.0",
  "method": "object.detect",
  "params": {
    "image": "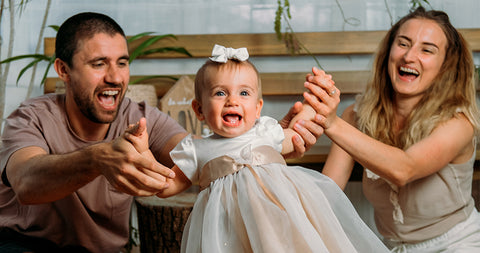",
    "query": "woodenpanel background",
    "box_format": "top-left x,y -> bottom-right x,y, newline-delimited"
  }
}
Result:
43,30 -> 480,165
43,29 -> 480,57
44,71 -> 372,96
44,29 -> 480,95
